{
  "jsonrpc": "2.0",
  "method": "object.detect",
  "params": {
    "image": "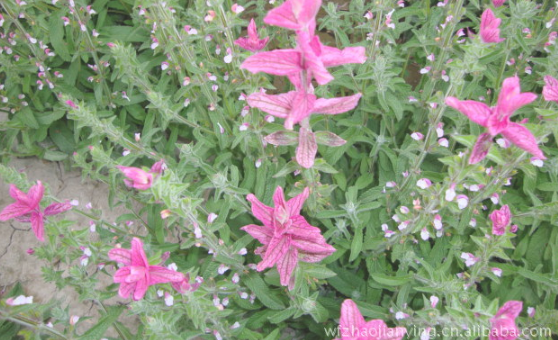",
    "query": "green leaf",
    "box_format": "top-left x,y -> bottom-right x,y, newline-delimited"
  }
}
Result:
244,273 -> 286,310
268,308 -> 296,324
48,11 -> 71,61
349,227 -> 363,262
78,306 -> 123,340
371,273 -> 413,287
